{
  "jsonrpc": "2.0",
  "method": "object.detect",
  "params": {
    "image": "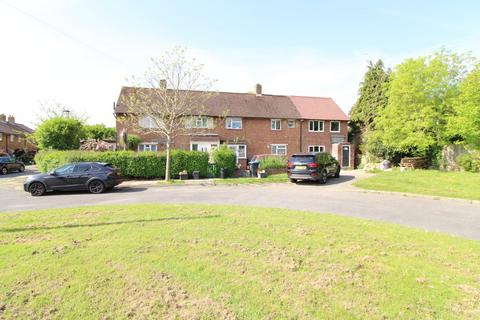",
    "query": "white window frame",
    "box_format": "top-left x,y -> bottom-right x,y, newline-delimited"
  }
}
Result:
138,116 -> 158,129
271,144 -> 287,156
330,121 -> 340,133
191,116 -> 210,129
228,144 -> 247,159
10,135 -> 14,142
271,119 -> 282,131
287,119 -> 295,128
0,134 -> 3,142
226,117 -> 242,130
308,120 -> 324,132
308,145 -> 325,153
138,143 -> 158,152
